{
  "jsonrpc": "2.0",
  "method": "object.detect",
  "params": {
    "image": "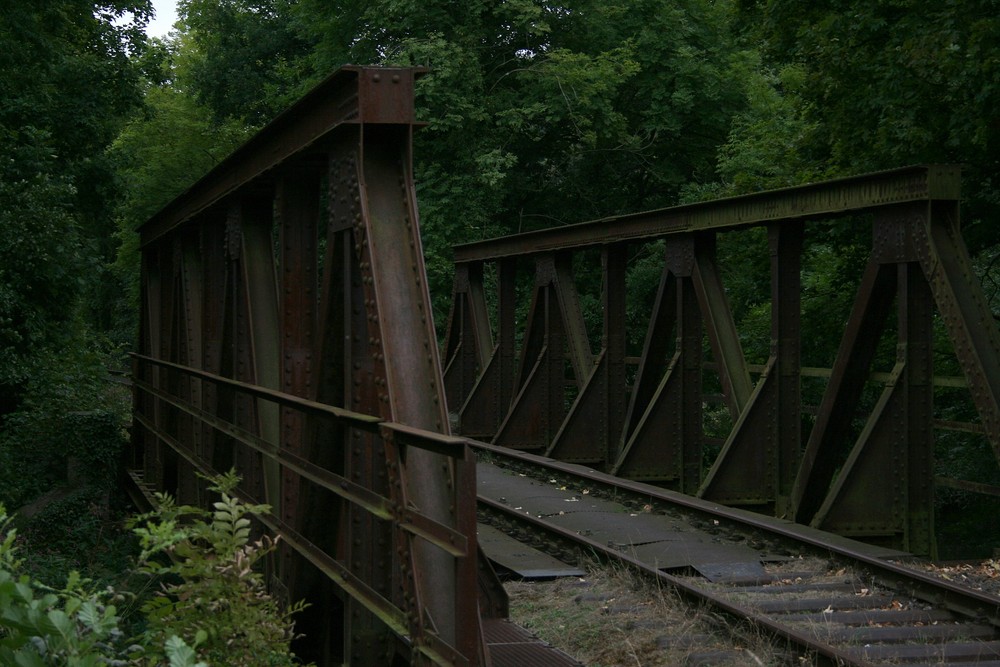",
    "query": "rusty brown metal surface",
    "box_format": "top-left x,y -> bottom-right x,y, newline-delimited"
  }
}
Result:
612,252 -> 703,489
132,66 -> 497,666
140,66 -> 424,248
920,200 -> 1000,465
478,462 -> 778,570
445,164 -> 1000,559
443,263 -> 492,413
699,224 -> 803,513
482,620 -> 582,667
453,165 -> 961,262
